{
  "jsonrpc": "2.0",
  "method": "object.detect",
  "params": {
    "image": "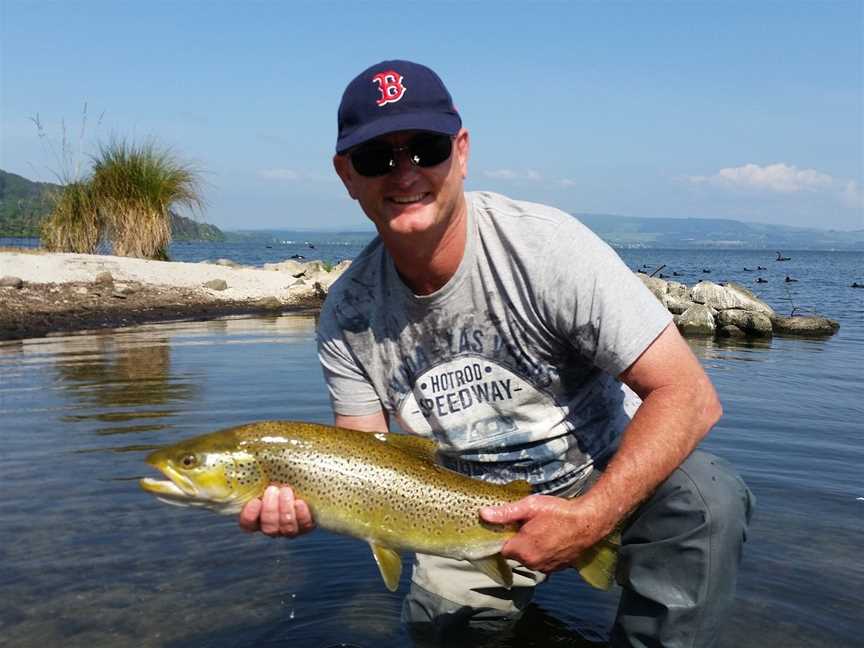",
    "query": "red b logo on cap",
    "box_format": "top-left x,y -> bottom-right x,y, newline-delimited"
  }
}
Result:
372,71 -> 406,107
